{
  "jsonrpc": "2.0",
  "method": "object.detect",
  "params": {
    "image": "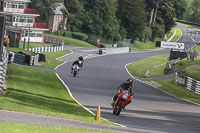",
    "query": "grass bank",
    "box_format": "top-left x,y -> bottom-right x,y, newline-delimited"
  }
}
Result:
167,27 -> 175,39
173,58 -> 200,81
170,27 -> 182,42
19,41 -> 51,49
0,122 -> 115,133
142,78 -> 200,104
6,47 -> 36,56
0,64 -> 112,125
38,50 -> 71,69
127,54 -> 169,78
127,52 -> 200,104
45,33 -> 96,48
